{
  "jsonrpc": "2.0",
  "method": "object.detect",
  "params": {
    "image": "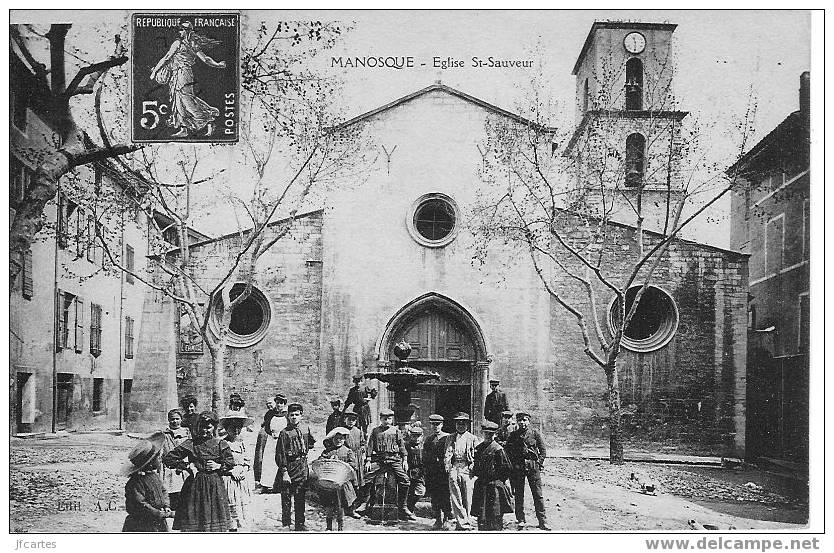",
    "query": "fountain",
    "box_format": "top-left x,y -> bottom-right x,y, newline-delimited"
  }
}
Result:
363,340 -> 439,428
